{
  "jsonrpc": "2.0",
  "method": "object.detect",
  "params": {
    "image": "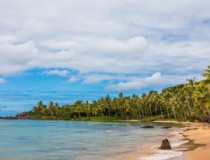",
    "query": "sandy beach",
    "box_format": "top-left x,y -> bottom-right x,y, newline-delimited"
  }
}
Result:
155,121 -> 210,160
183,123 -> 210,160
